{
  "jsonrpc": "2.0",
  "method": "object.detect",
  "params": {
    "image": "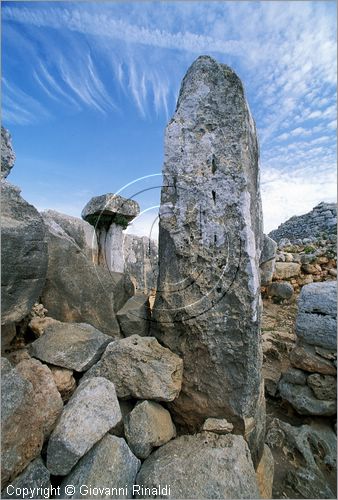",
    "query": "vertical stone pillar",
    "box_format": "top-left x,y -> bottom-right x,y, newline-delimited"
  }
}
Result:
151,56 -> 265,465
81,194 -> 139,273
